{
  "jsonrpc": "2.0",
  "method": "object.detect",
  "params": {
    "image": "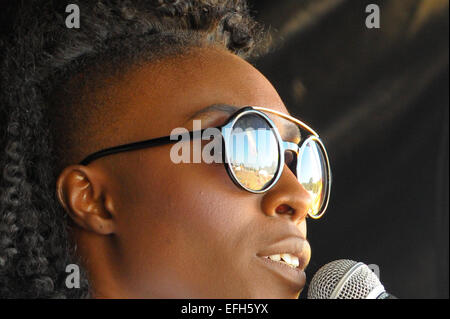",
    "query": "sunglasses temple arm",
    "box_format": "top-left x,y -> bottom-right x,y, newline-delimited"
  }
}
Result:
79,126 -> 223,165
